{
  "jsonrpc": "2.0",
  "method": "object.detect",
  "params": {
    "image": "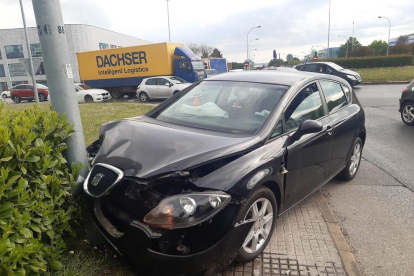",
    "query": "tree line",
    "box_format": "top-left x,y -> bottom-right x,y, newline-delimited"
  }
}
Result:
187,44 -> 224,58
